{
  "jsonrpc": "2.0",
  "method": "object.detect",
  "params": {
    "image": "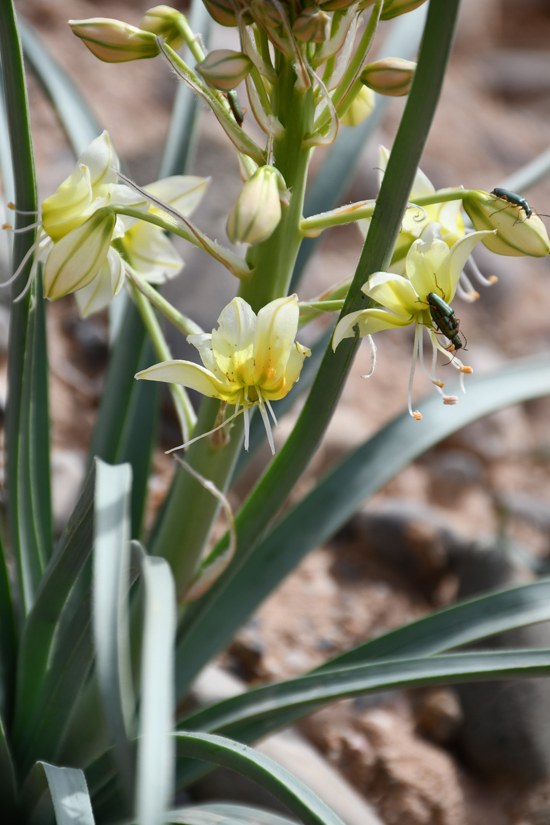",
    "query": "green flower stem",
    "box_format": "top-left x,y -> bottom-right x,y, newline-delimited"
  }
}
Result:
129,283 -> 196,438
126,268 -> 203,338
314,0 -> 382,134
249,64 -> 275,117
150,400 -> 245,602
175,0 -> 463,695
238,58 -> 316,310
176,15 -> 206,64
300,201 -> 376,234
162,44 -> 266,165
411,188 -> 476,206
151,55 -> 315,595
319,11 -> 344,83
112,206 -> 251,279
